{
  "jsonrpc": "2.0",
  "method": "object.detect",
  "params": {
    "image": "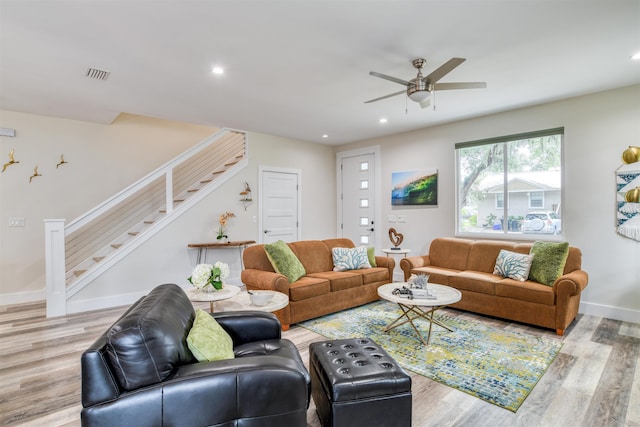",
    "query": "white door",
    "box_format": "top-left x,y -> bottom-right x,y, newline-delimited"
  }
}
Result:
259,167 -> 300,243
340,153 -> 376,247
